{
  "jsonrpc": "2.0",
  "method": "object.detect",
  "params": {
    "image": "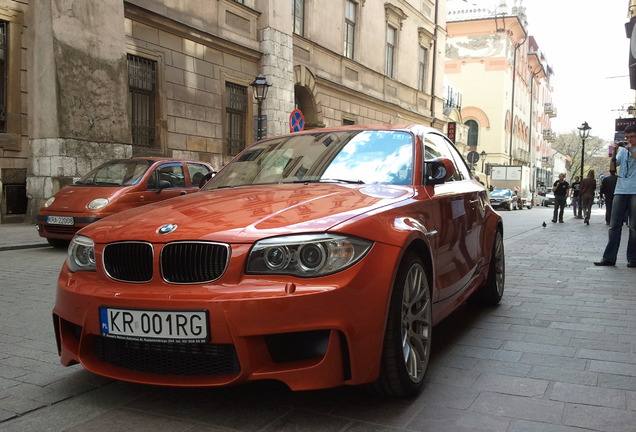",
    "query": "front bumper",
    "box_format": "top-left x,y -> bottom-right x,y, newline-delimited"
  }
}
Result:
37,214 -> 101,240
53,242 -> 400,390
